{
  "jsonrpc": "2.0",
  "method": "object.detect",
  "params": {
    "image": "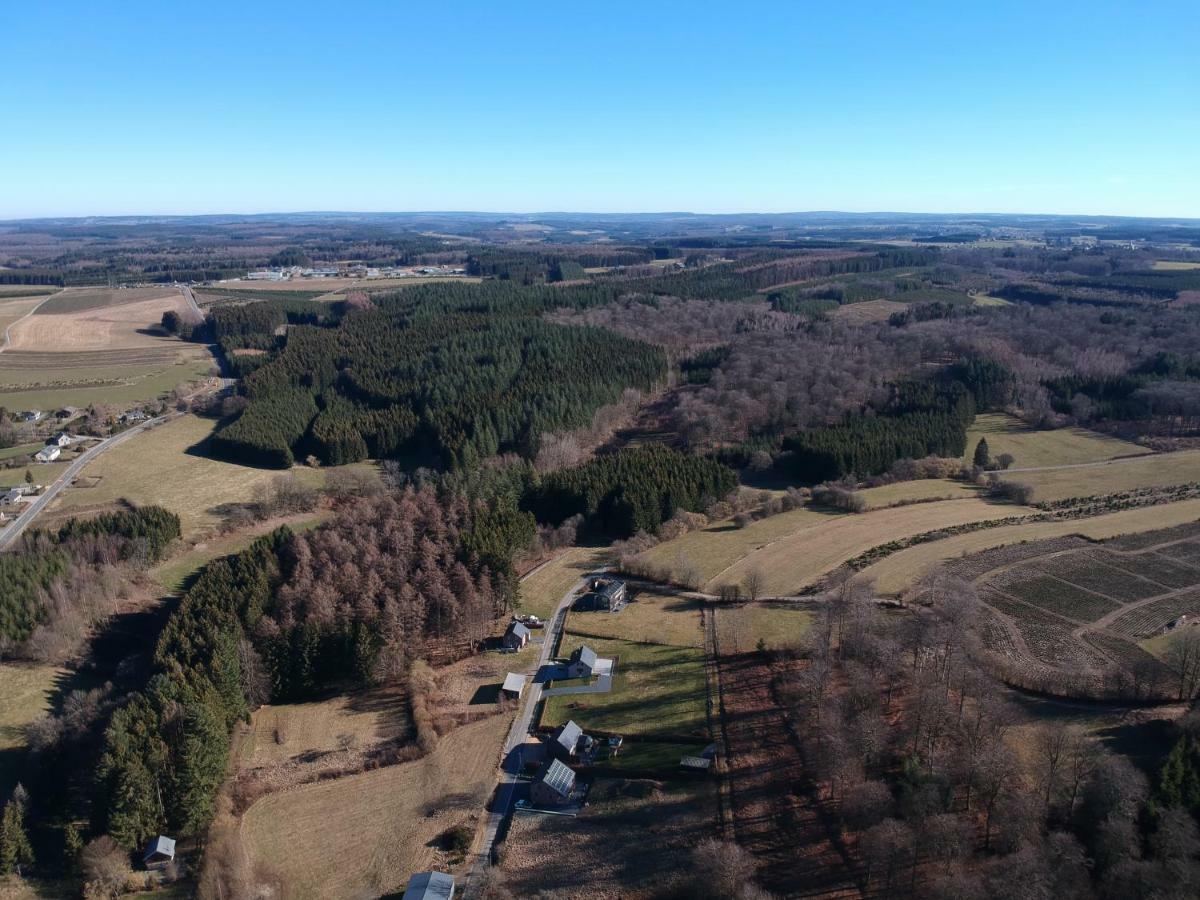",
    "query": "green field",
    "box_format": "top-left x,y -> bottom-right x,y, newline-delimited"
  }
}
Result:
966,413 -> 1150,469
0,663 -> 63,793
603,740 -> 711,772
517,545 -> 612,619
565,590 -> 703,648
543,635 -> 708,738
0,460 -> 68,488
1001,450 -> 1200,503
1152,260 -> 1200,271
716,603 -> 812,655
858,479 -> 980,509
0,442 -> 42,462
0,355 -> 212,411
